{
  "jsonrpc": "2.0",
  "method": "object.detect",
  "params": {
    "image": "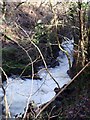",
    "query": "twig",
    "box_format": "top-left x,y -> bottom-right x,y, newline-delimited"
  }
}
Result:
19,56 -> 40,77
48,106 -> 56,120
12,41 -> 34,119
15,2 -> 25,9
